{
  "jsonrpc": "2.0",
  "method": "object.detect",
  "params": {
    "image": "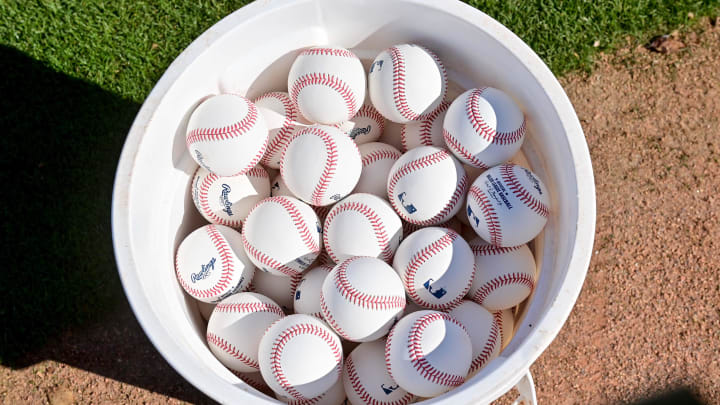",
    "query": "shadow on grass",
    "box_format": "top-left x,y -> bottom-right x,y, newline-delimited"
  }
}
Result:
0,45 -> 212,404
